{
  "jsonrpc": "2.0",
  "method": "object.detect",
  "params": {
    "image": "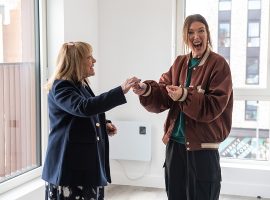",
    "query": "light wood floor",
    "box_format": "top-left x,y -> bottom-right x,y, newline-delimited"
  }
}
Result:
105,184 -> 267,200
